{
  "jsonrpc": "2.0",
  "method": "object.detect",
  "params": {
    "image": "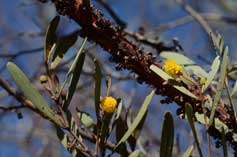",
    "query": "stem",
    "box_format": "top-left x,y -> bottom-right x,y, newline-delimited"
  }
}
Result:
200,87 -> 211,157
